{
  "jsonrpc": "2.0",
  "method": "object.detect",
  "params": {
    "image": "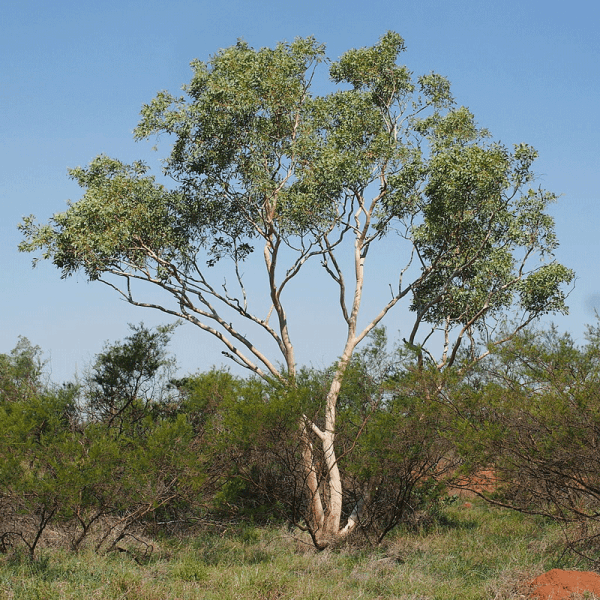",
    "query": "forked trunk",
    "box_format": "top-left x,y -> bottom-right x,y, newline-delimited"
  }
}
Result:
300,357 -> 361,548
